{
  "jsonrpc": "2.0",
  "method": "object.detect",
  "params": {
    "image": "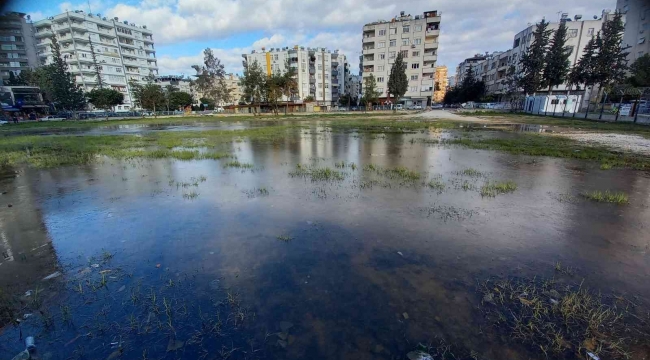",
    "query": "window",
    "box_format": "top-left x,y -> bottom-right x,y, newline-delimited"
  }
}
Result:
389,51 -> 396,59
403,26 -> 410,33
377,87 -> 383,93
400,50 -> 408,58
389,28 -> 397,35
389,40 -> 396,47
402,39 -> 409,46
409,86 -> 417,92
587,28 -> 595,36
513,38 -> 521,48
410,74 -> 418,80
379,53 -> 385,60
378,41 -> 386,48
115,67 -> 122,73
274,54 -> 279,60
318,73 -> 321,79
415,25 -> 422,32
111,58 -> 118,63
412,51 -> 420,57
302,67 -> 305,73
411,63 -> 420,69
318,64 -> 322,70
568,29 -> 578,38
81,53 -> 87,58
414,38 -> 421,45
376,77 -> 384,82
378,29 -> 386,36
325,83 -> 329,89
377,65 -> 384,71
